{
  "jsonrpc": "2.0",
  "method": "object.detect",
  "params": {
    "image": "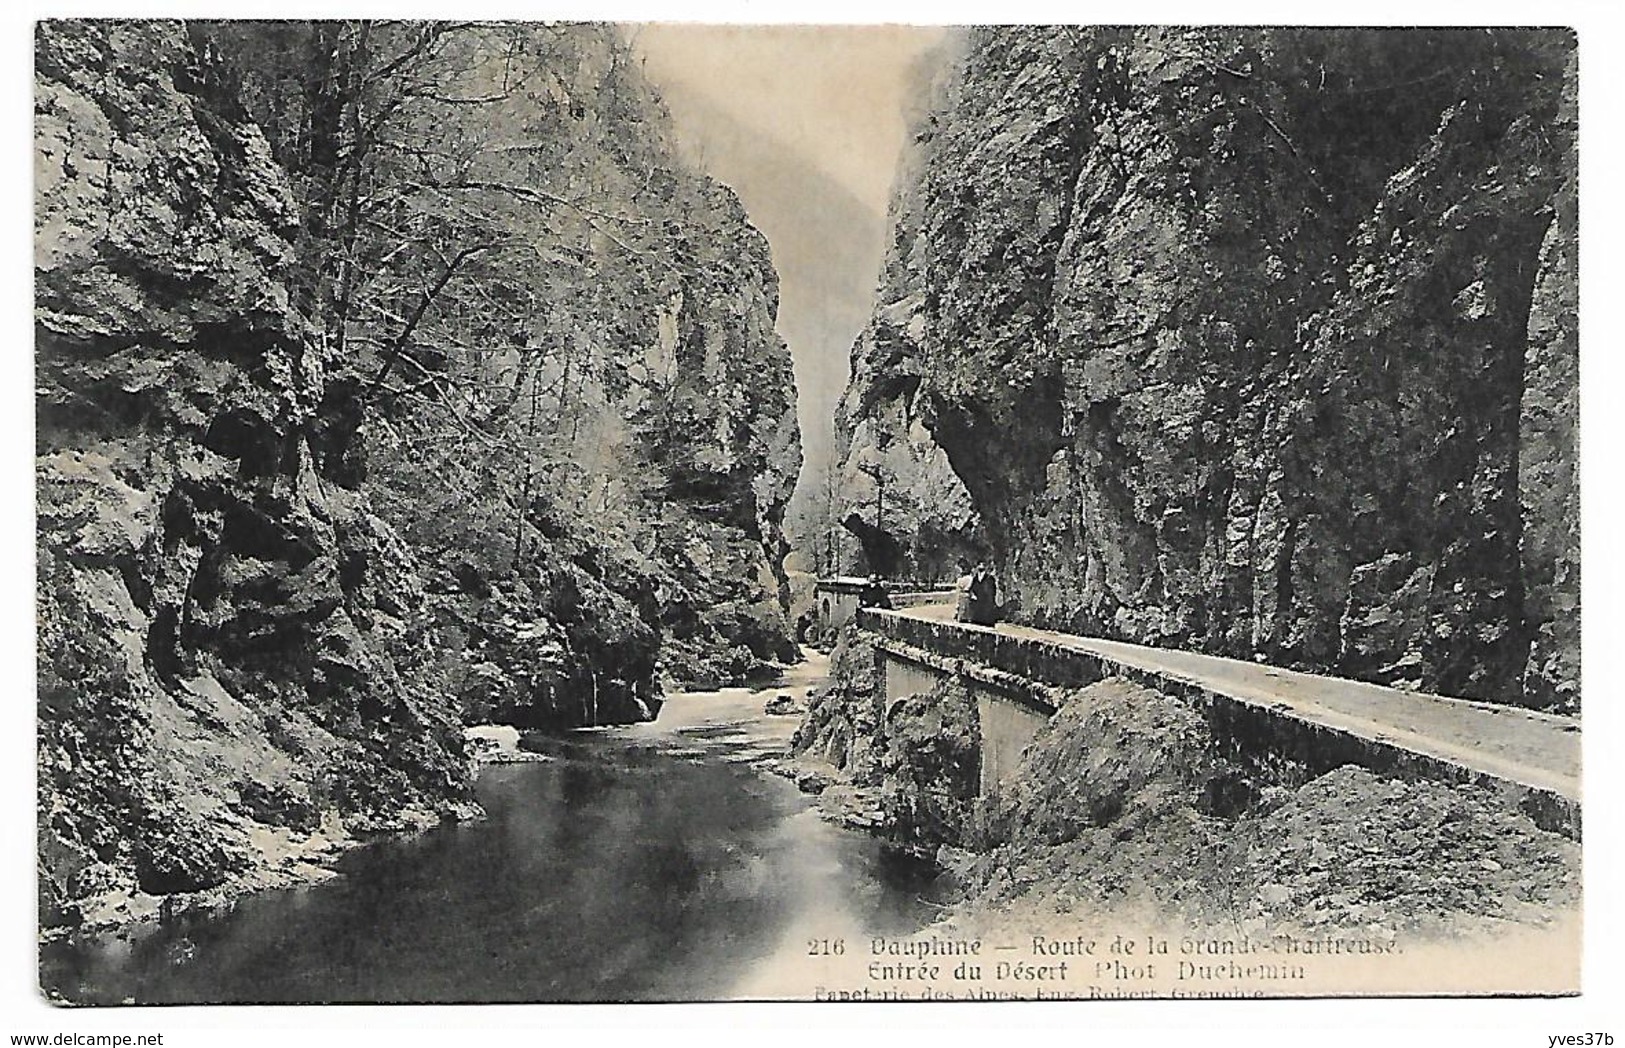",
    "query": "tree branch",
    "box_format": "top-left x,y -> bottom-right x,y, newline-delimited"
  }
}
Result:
365,241 -> 502,397
1133,41 -> 1252,79
425,178 -> 654,228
